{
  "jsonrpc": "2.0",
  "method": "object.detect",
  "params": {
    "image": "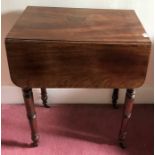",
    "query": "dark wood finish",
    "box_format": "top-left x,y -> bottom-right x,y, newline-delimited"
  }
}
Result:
41,88 -> 49,108
112,88 -> 119,109
6,6 -> 150,43
5,6 -> 151,88
5,6 -> 151,148
119,89 -> 135,148
6,40 -> 151,88
22,88 -> 39,147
